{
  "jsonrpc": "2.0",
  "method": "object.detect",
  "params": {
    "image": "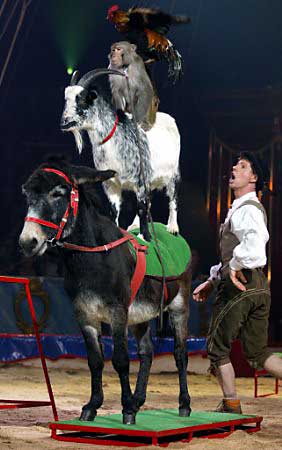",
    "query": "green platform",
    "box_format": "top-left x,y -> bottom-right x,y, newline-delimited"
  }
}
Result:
50,408 -> 263,447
